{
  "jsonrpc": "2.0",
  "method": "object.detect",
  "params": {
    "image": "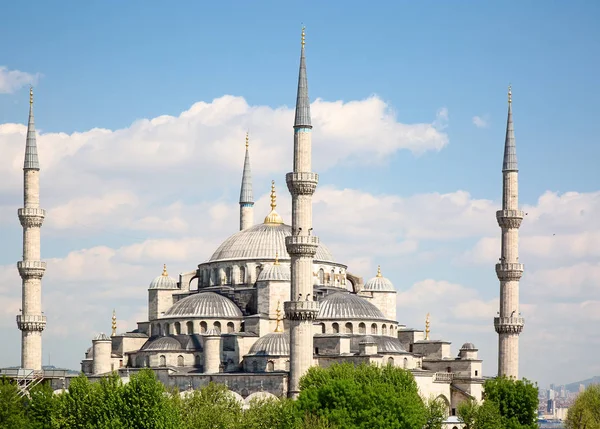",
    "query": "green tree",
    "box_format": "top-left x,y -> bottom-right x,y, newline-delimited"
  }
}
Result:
424,397 -> 447,429
474,400 -> 503,429
457,399 -> 478,429
297,363 -> 426,429
0,376 -> 30,429
25,381 -> 56,429
566,385 -> 600,429
179,382 -> 243,429
483,376 -> 538,429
